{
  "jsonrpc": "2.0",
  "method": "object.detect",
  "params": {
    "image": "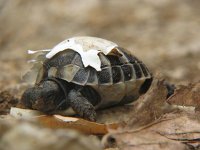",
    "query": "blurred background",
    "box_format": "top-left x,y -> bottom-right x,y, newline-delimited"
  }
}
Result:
0,0 -> 200,91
